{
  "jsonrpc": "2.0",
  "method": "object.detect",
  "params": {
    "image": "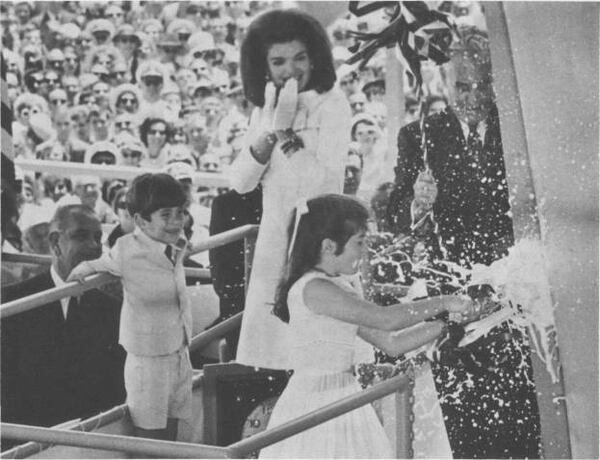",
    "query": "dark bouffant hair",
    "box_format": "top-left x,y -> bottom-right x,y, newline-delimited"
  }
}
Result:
138,117 -> 170,148
273,194 -> 370,323
240,9 -> 336,107
126,173 -> 186,220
